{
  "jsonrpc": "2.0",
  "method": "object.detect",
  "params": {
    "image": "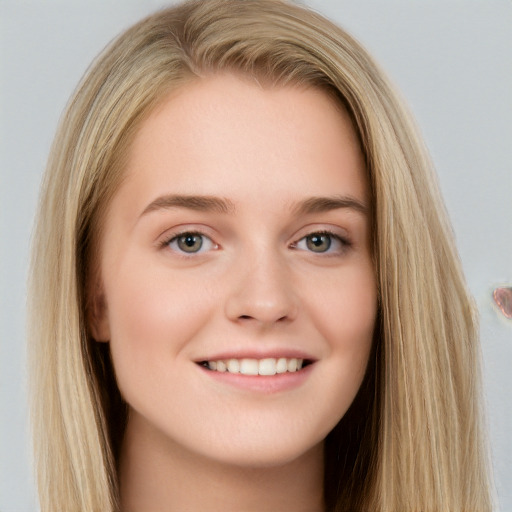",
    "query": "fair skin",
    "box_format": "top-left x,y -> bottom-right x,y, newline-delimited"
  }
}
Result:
91,74 -> 377,512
